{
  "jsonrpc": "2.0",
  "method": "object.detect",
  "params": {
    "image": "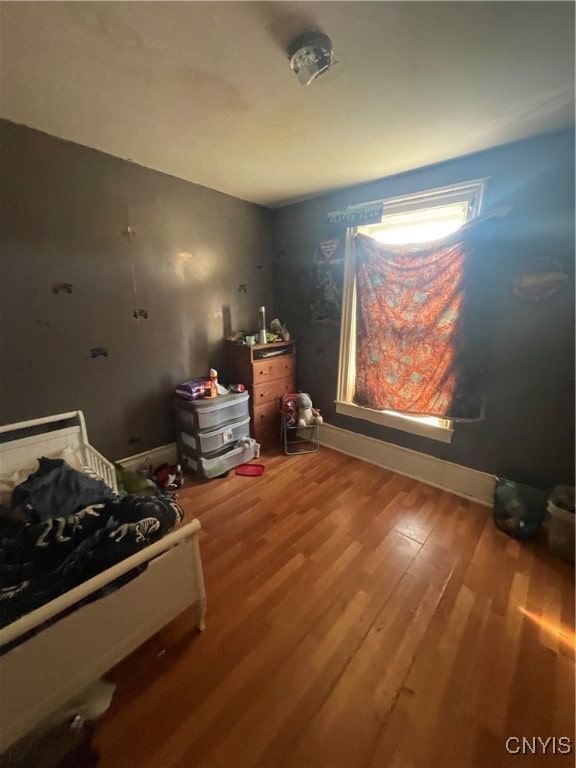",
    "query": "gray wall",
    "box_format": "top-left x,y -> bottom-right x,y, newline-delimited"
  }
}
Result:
0,120 -> 274,460
2,121 -> 574,485
272,130 -> 575,486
